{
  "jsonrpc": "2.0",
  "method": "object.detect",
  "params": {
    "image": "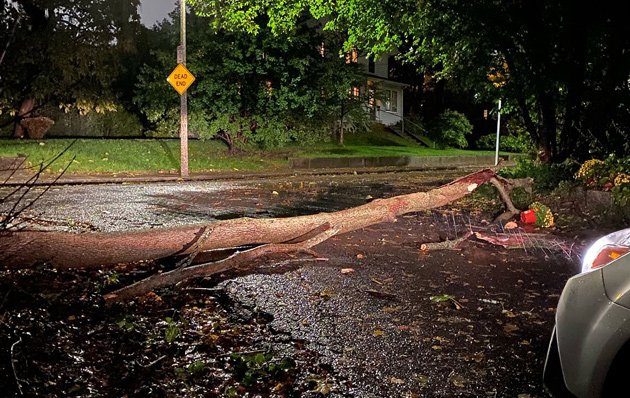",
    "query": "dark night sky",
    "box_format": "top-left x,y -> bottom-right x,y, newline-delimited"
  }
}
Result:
139,0 -> 175,27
